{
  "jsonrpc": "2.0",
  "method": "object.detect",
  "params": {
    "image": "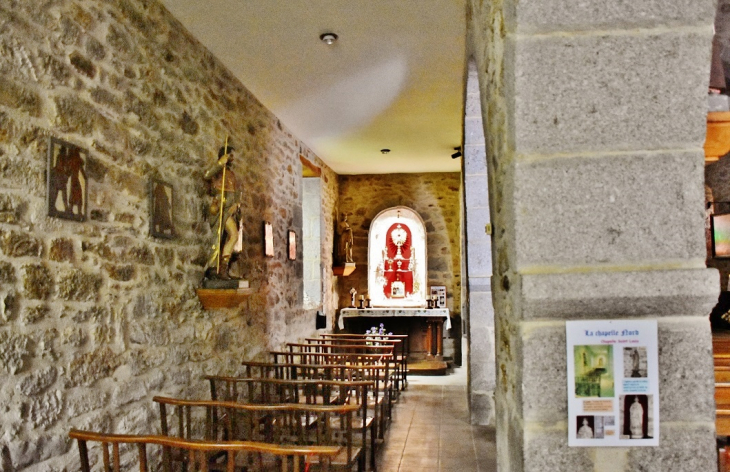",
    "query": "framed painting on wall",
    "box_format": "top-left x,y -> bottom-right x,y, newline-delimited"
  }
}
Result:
288,230 -> 297,261
264,222 -> 274,257
149,178 -> 174,239
47,137 -> 88,222
713,213 -> 730,258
